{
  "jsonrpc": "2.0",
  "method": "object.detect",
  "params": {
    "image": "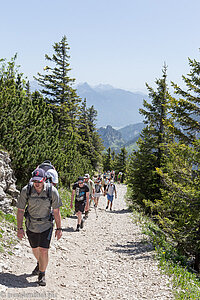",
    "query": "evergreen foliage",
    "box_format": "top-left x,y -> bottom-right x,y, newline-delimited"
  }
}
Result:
103,147 -> 113,171
127,66 -> 171,211
171,57 -> 200,144
0,36 -> 103,187
113,147 -> 127,179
